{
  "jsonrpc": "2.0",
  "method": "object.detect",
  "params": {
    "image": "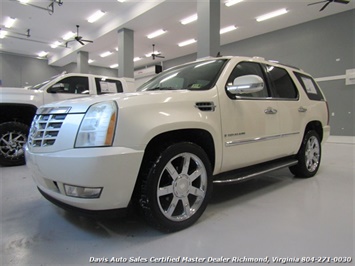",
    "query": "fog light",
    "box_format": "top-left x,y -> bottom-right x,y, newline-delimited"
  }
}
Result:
64,184 -> 102,199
